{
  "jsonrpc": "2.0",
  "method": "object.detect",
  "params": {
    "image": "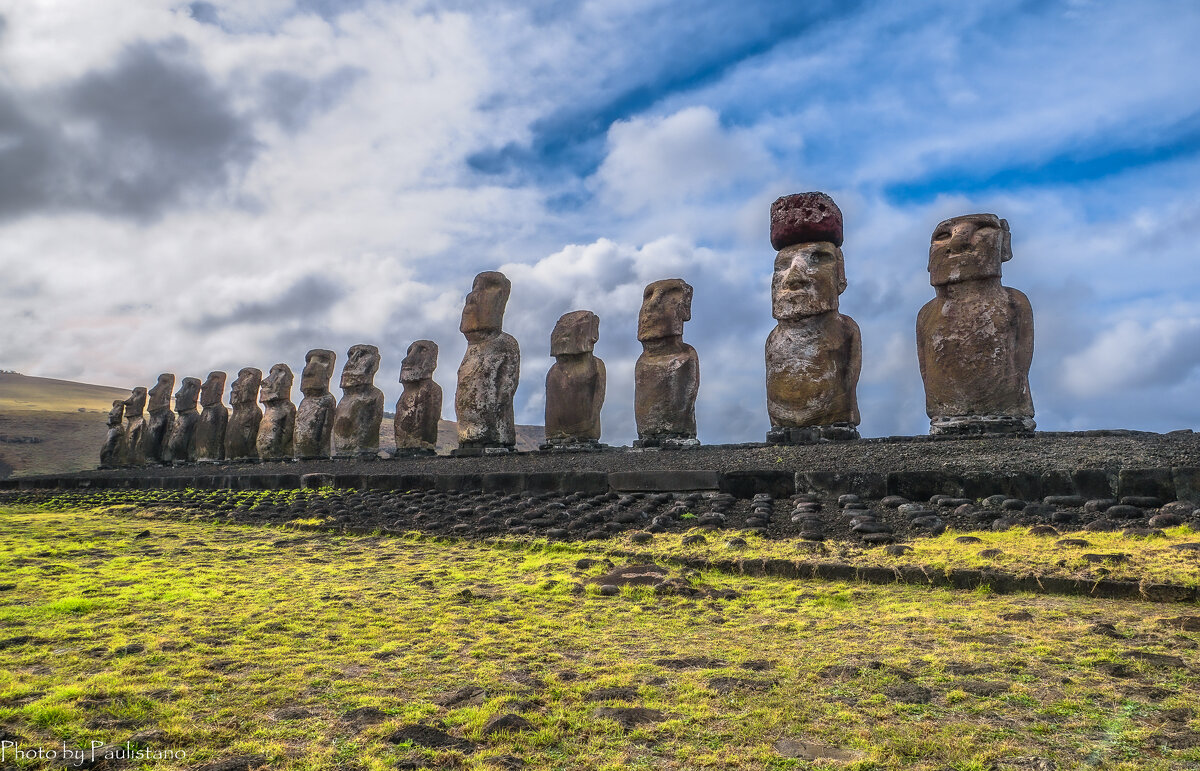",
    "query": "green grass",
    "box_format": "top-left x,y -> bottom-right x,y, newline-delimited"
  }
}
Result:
0,504 -> 1198,769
